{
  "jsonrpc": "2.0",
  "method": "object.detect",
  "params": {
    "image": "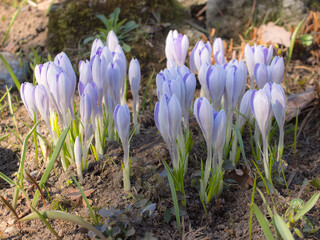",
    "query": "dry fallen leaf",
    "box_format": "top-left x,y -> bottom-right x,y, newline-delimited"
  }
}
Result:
259,22 -> 291,47
62,187 -> 95,206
